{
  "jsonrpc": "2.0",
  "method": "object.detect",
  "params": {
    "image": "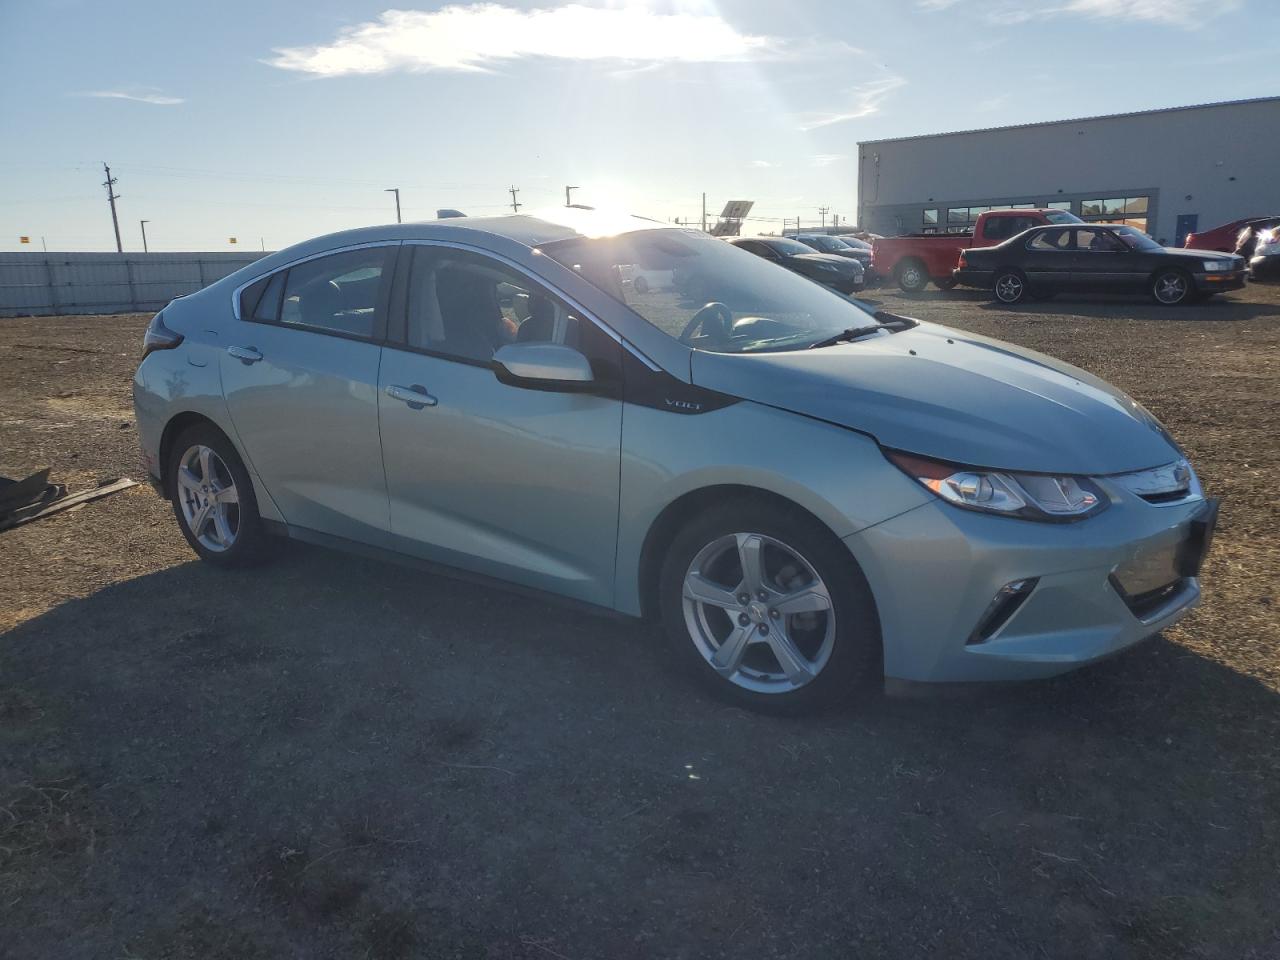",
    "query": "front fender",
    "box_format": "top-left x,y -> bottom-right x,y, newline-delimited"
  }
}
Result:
614,400 -> 929,615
